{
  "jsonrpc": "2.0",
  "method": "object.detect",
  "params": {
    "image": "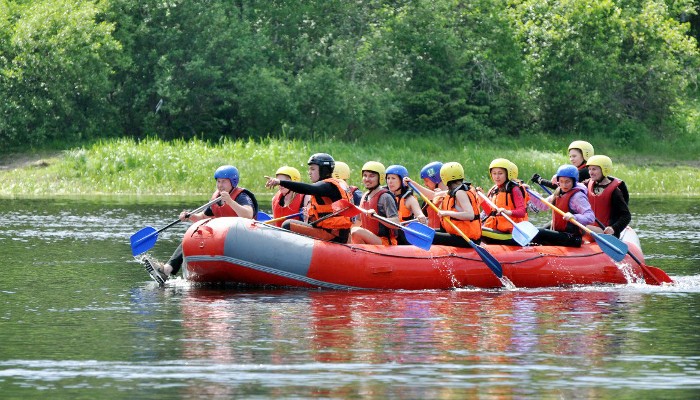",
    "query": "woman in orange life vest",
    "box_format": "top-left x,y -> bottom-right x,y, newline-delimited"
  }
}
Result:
408,161 -> 449,229
408,161 -> 481,247
270,166 -> 305,227
583,155 -> 631,238
479,158 -> 529,245
152,165 -> 259,280
532,140 -> 594,189
332,161 -> 362,206
529,164 -> 596,247
350,161 -> 400,245
385,165 -> 427,245
265,153 -> 353,243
